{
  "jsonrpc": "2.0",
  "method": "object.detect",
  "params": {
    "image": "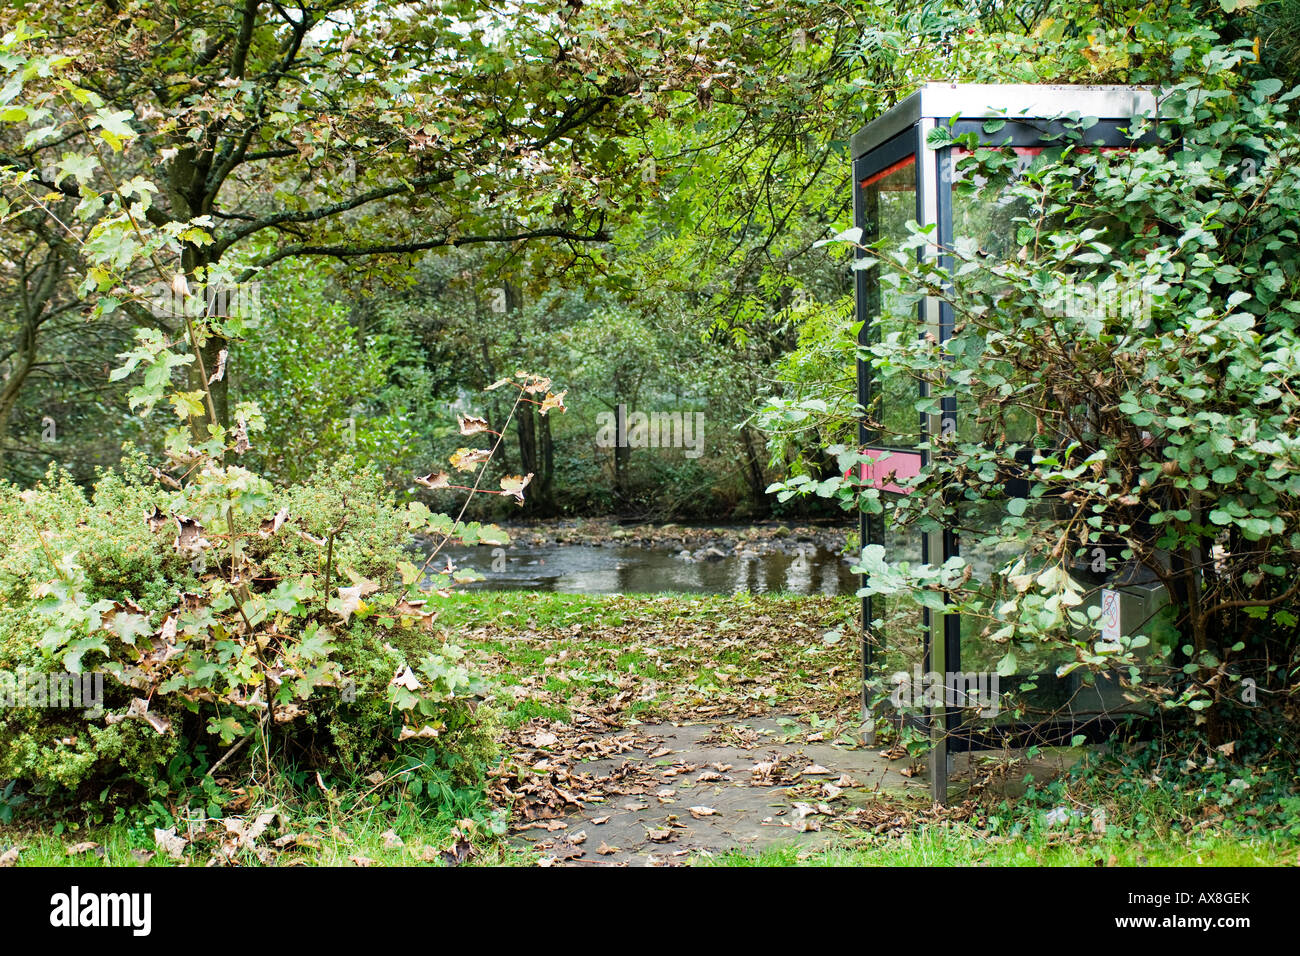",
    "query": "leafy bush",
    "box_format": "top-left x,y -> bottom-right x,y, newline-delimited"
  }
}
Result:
0,452 -> 501,814
0,39 -> 566,830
